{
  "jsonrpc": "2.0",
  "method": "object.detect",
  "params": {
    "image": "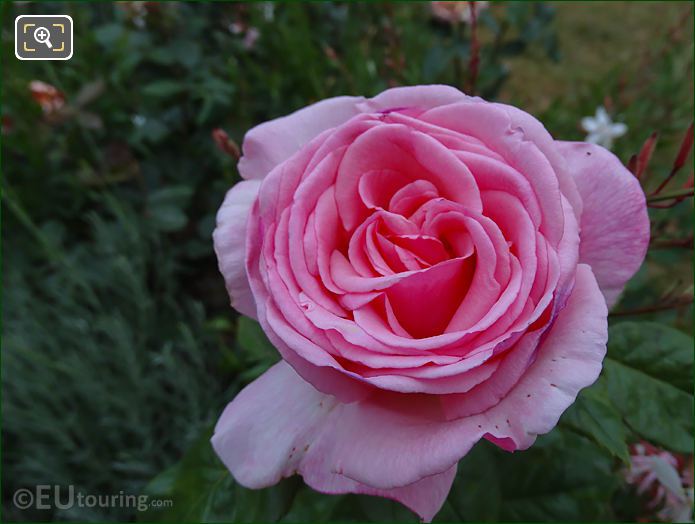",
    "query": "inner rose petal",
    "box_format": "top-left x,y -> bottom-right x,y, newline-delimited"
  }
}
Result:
375,230 -> 422,272
420,101 -> 566,244
247,99 -> 588,390
380,110 -> 506,163
388,179 -> 440,217
334,123 -> 483,230
385,257 -> 476,339
454,151 -> 543,227
358,169 -> 410,210
386,234 -> 449,266
348,210 -> 420,276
